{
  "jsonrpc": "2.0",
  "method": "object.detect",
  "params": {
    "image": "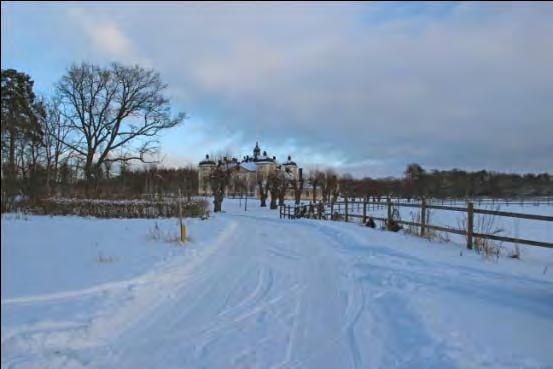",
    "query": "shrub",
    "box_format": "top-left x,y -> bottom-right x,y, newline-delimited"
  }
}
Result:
16,198 -> 209,219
